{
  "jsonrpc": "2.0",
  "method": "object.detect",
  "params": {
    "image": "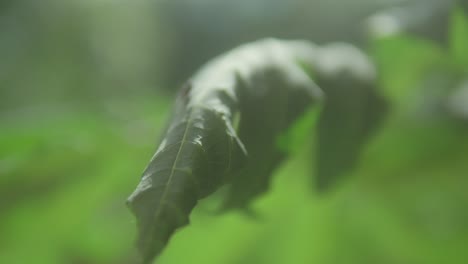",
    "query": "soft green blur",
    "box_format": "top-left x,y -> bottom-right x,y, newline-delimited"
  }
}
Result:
1,1 -> 467,264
